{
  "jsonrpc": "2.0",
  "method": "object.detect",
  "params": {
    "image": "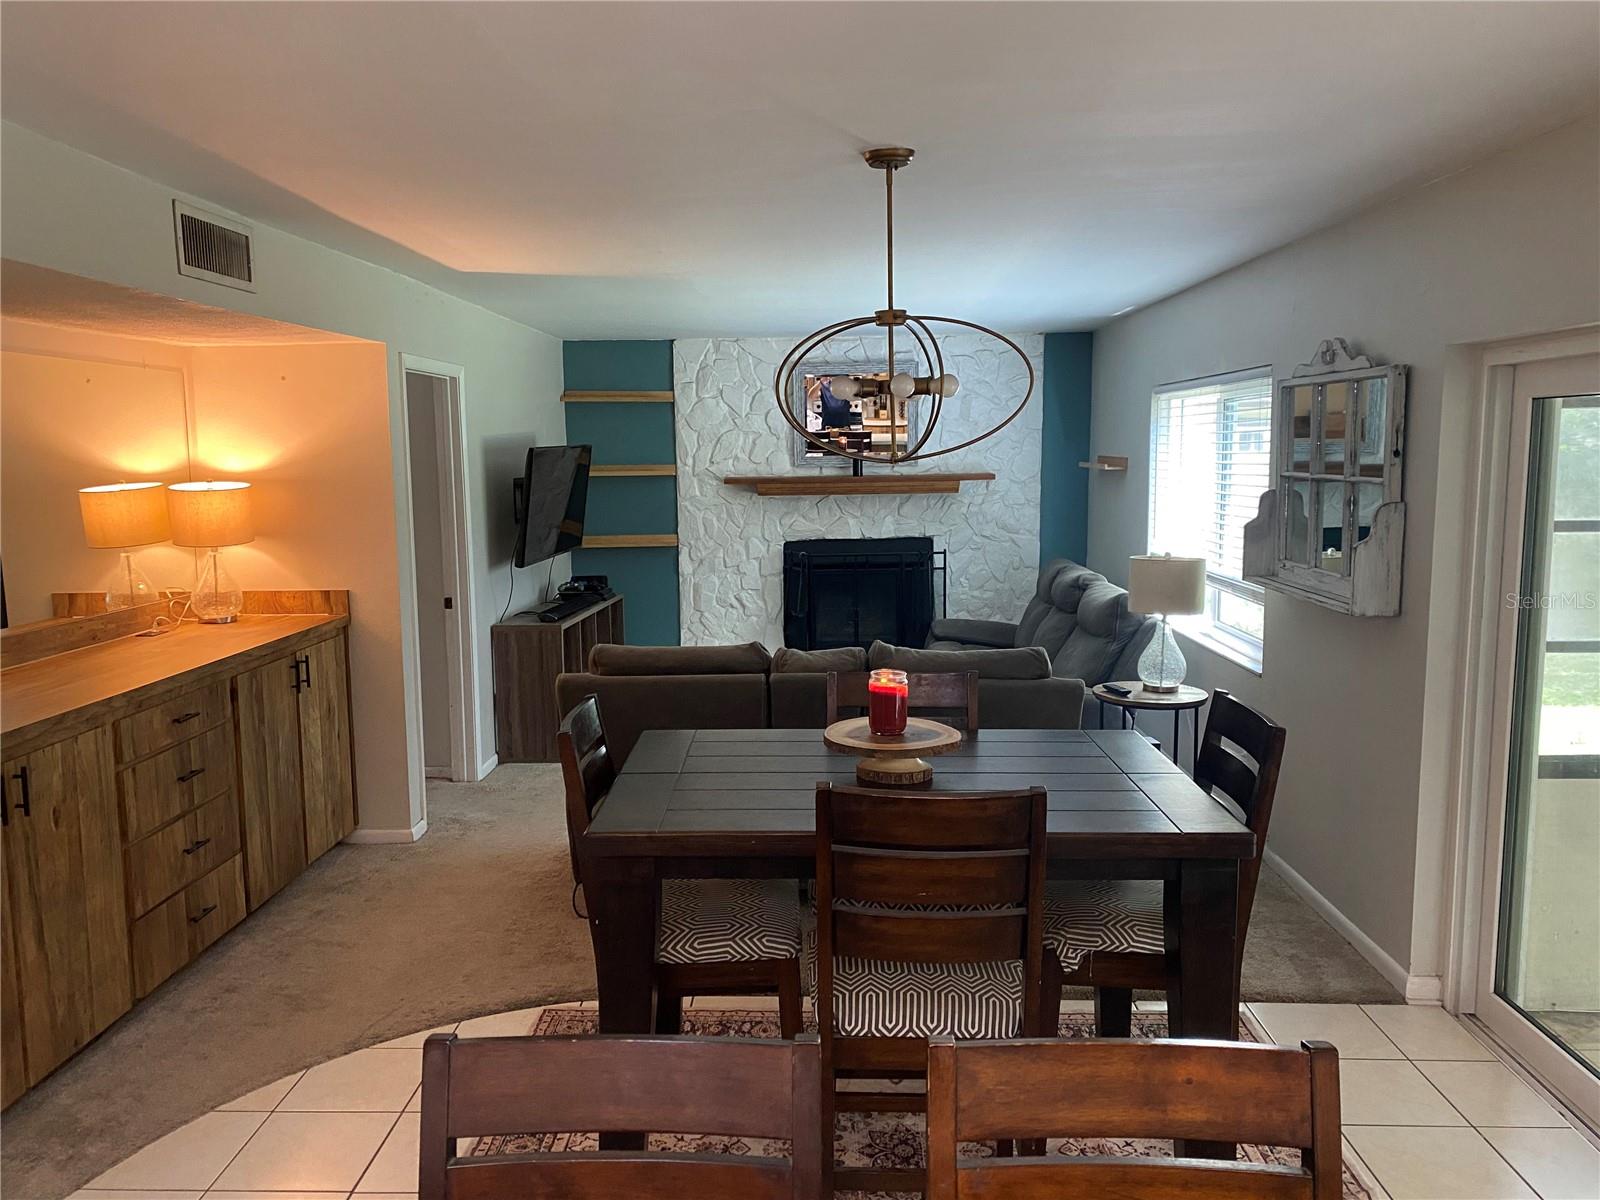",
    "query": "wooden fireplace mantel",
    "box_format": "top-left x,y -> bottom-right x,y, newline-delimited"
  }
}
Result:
721,472 -> 995,497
